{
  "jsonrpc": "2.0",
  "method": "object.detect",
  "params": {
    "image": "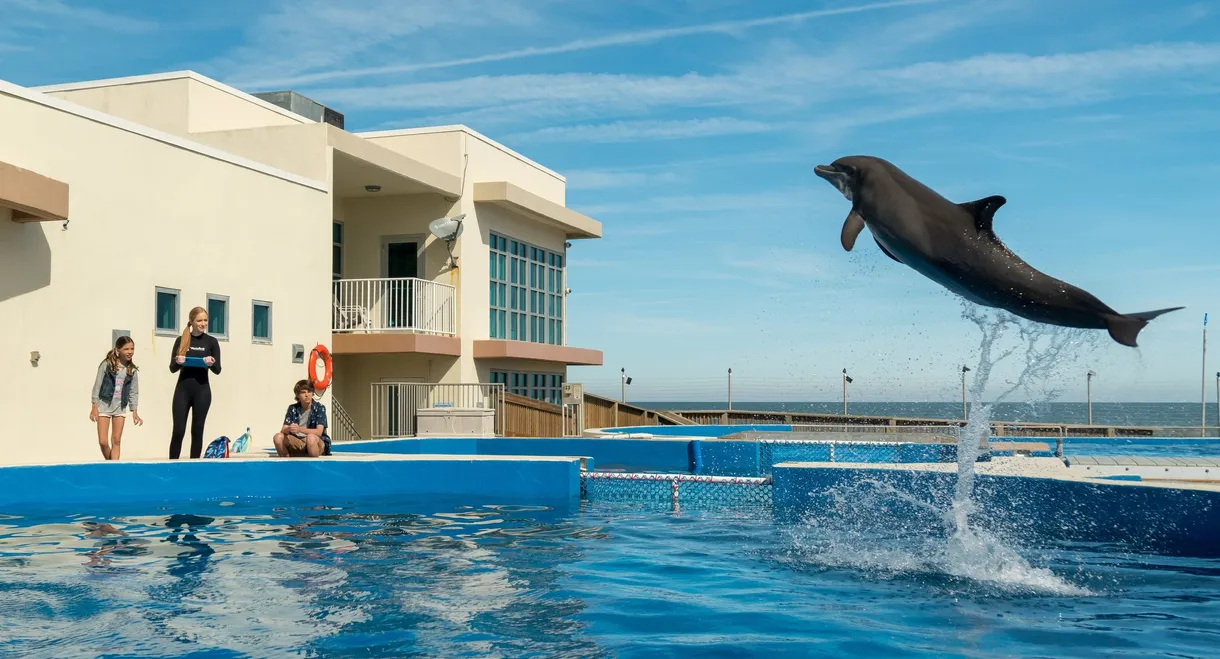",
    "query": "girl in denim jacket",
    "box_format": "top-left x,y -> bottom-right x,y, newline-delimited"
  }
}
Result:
90,336 -> 143,460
